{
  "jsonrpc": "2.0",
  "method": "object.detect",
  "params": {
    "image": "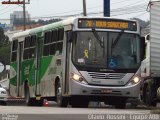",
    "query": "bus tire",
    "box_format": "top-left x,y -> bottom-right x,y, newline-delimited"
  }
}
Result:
25,85 -> 33,106
144,84 -> 157,107
56,81 -> 68,107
